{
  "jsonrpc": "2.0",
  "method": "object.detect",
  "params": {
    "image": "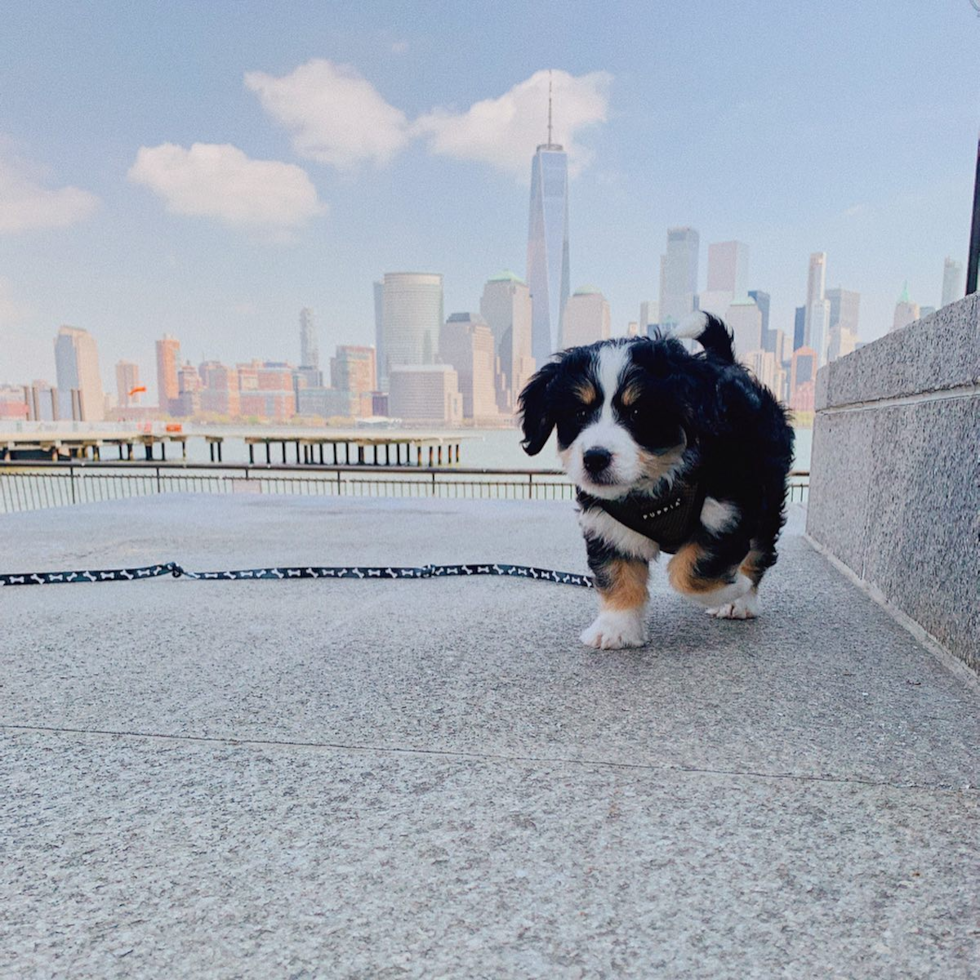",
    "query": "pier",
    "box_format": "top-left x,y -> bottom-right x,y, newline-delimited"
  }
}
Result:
0,429 -> 469,466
